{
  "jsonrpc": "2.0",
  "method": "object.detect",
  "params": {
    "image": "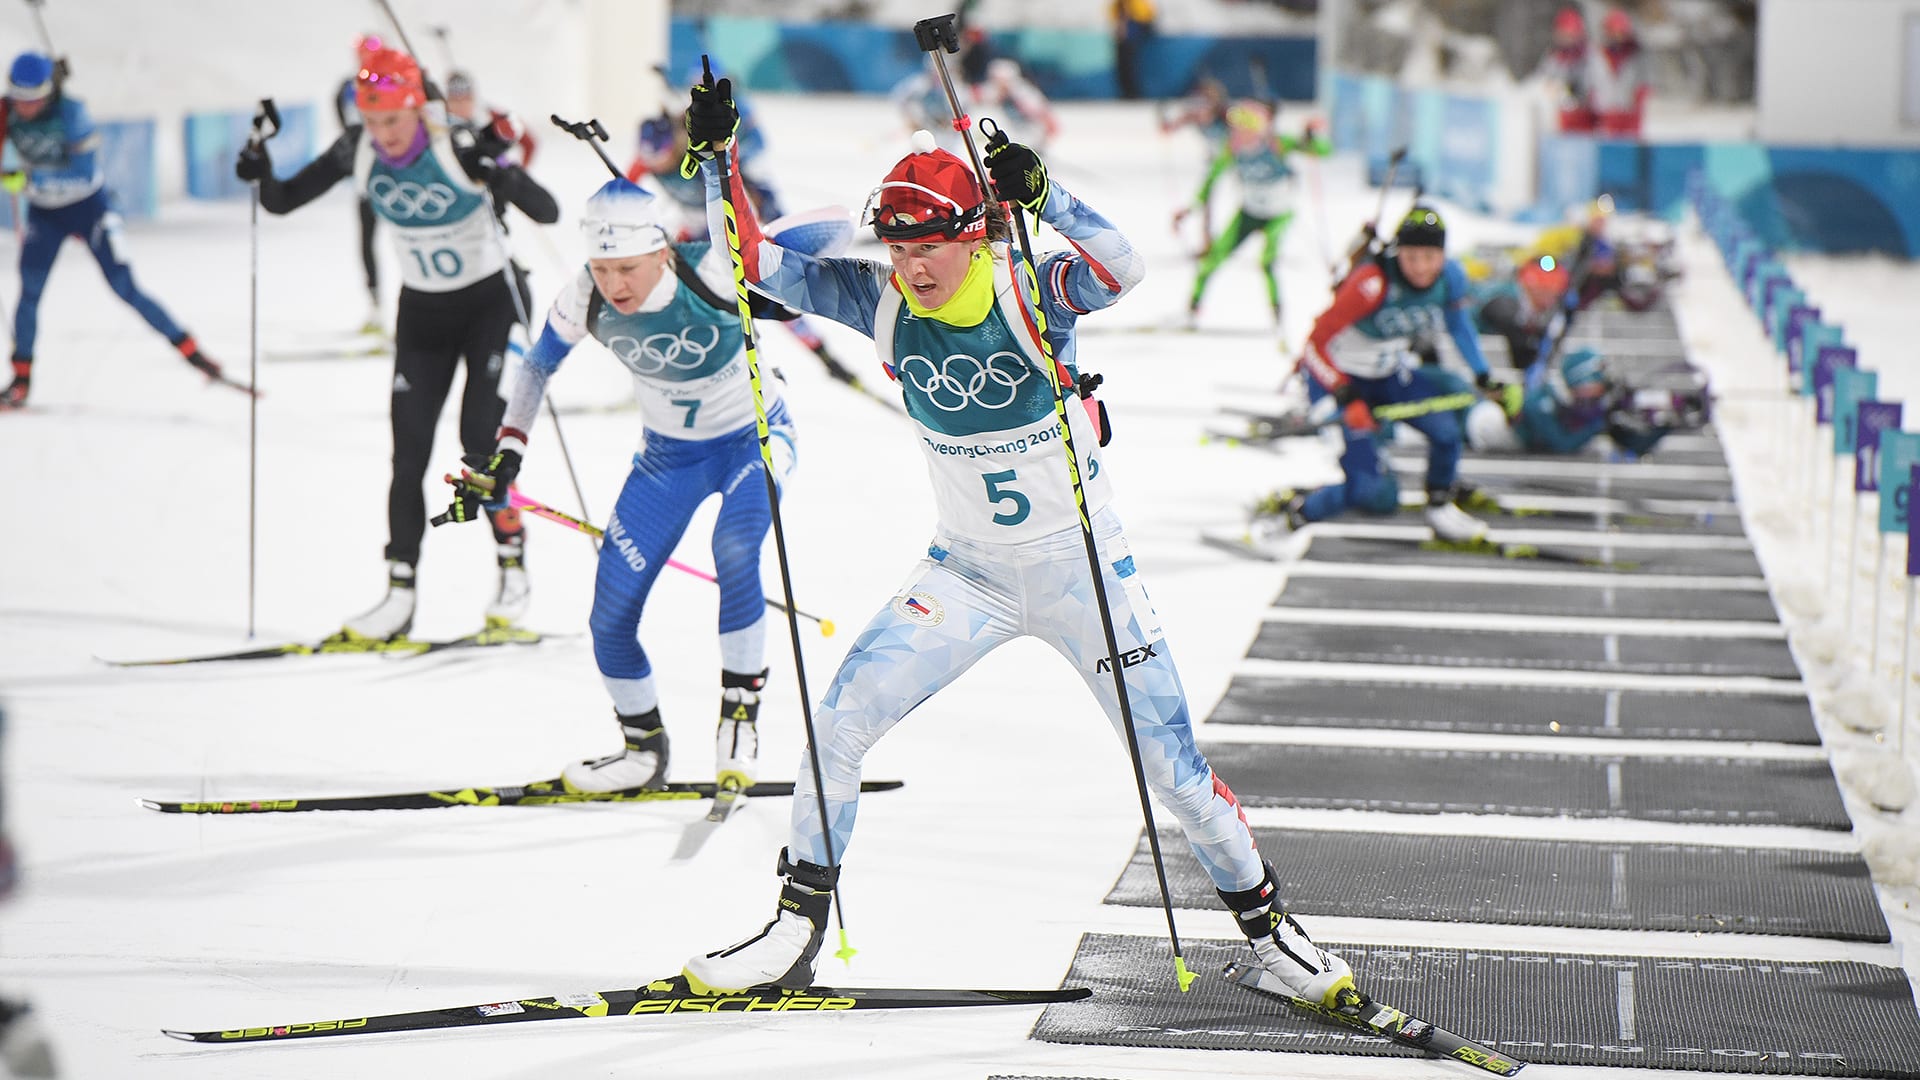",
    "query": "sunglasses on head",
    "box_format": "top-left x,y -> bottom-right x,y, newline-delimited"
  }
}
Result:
861,182 -> 984,242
